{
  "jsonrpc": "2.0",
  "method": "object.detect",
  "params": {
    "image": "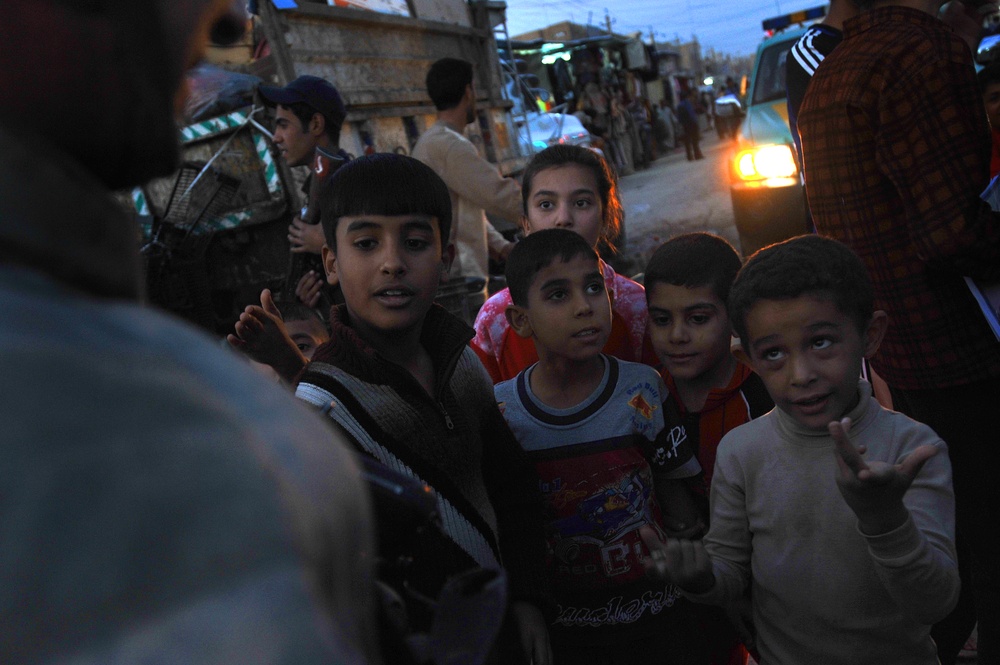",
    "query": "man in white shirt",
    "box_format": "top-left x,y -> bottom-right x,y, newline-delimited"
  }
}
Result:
412,58 -> 522,290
